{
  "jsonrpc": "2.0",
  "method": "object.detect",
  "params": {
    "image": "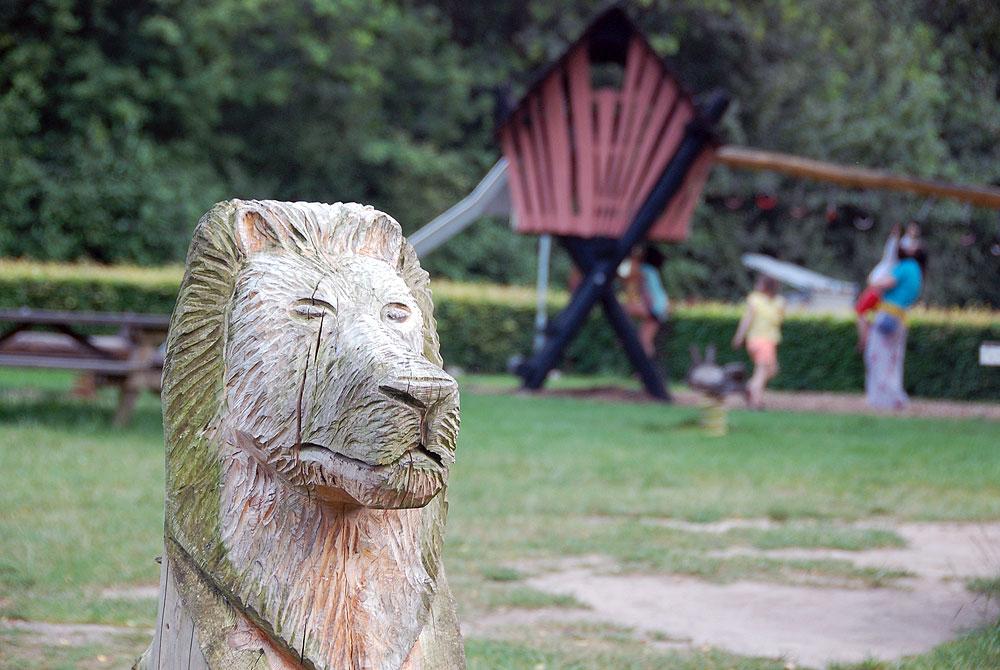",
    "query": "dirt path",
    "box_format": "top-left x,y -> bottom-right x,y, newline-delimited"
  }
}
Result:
528,386 -> 1000,420
6,523 -> 998,667
0,619 -> 152,669
525,571 -> 993,668
708,521 -> 1000,581
467,521 -> 1000,668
